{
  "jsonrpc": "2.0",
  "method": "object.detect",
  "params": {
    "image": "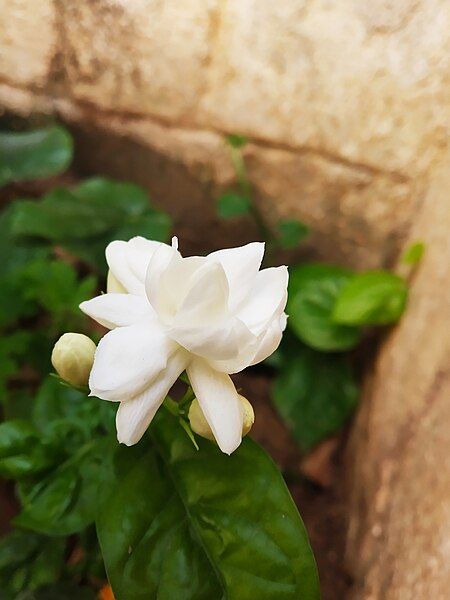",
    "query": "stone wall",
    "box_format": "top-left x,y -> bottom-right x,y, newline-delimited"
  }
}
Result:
1,0 -> 449,266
